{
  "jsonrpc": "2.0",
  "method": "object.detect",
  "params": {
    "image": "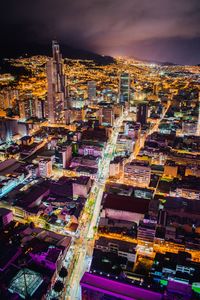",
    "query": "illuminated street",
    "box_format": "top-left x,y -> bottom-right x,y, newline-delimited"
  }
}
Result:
64,114 -> 125,299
